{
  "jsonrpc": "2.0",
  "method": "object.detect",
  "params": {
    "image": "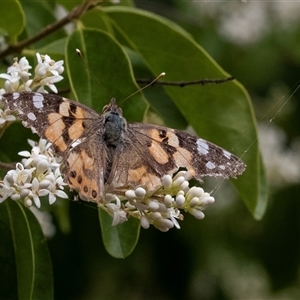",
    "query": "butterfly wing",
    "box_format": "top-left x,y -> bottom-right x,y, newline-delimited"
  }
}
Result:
2,91 -> 108,202
106,128 -> 177,192
2,92 -> 101,153
62,138 -> 108,201
109,123 -> 246,190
